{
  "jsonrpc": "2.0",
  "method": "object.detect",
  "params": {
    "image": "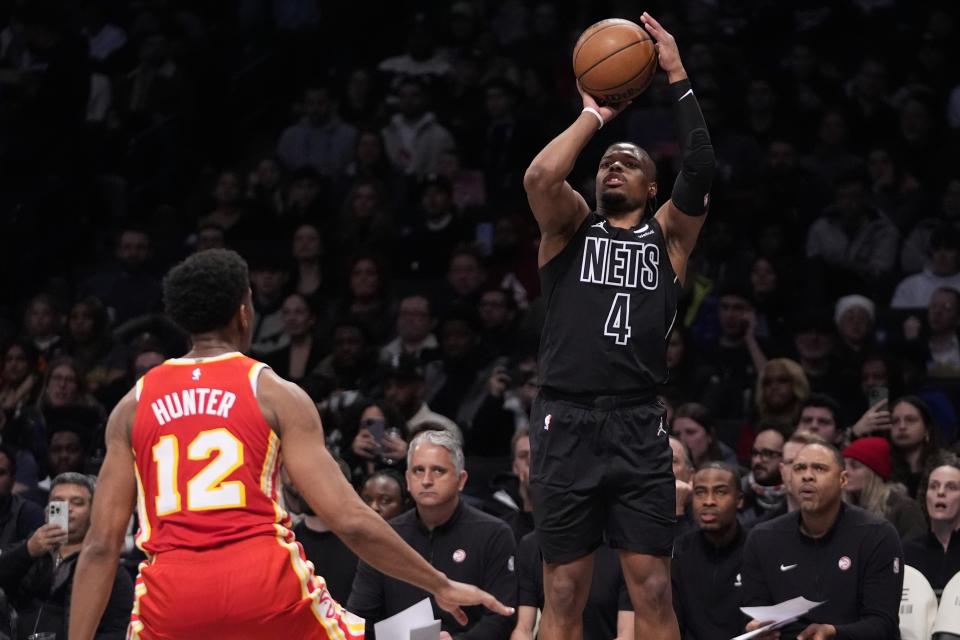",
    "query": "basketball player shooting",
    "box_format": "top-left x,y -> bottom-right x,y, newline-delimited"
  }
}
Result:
67,249 -> 513,639
522,13 -> 713,640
